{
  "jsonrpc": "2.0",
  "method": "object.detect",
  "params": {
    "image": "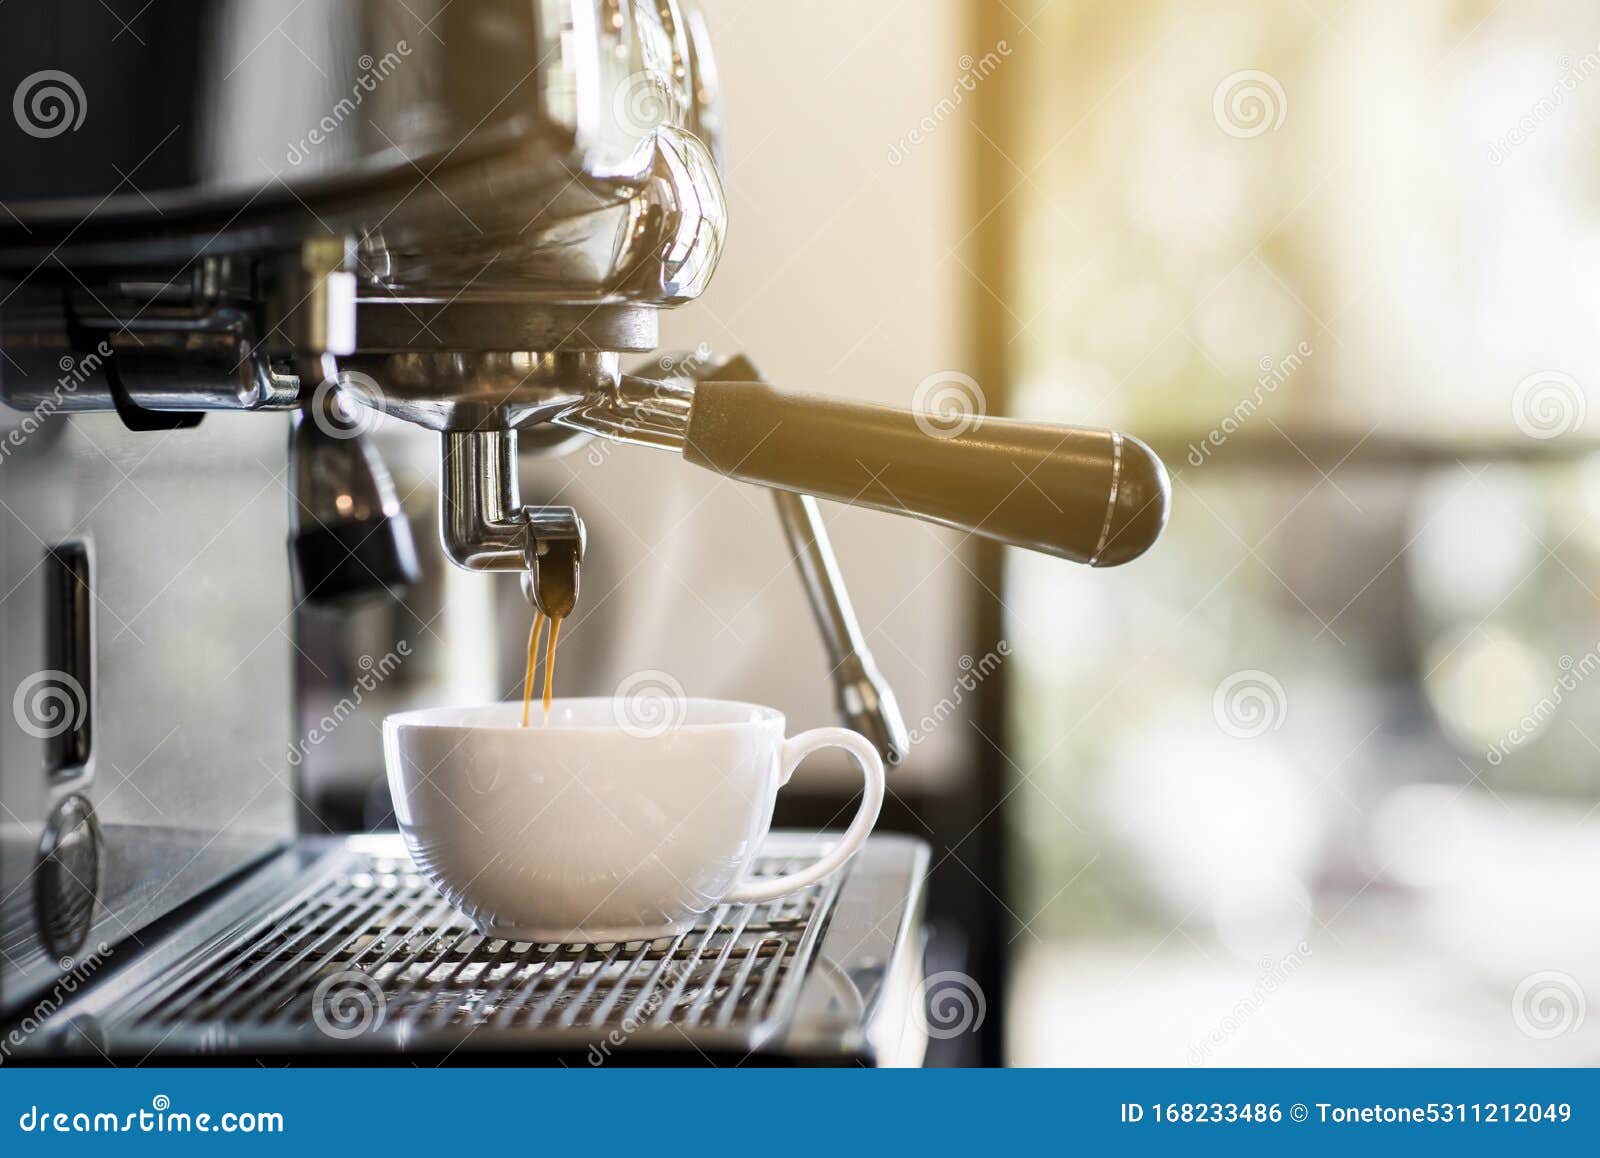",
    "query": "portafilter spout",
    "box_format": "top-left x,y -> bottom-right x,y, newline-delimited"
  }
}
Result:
438,429 -> 584,619
330,350 -> 609,619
